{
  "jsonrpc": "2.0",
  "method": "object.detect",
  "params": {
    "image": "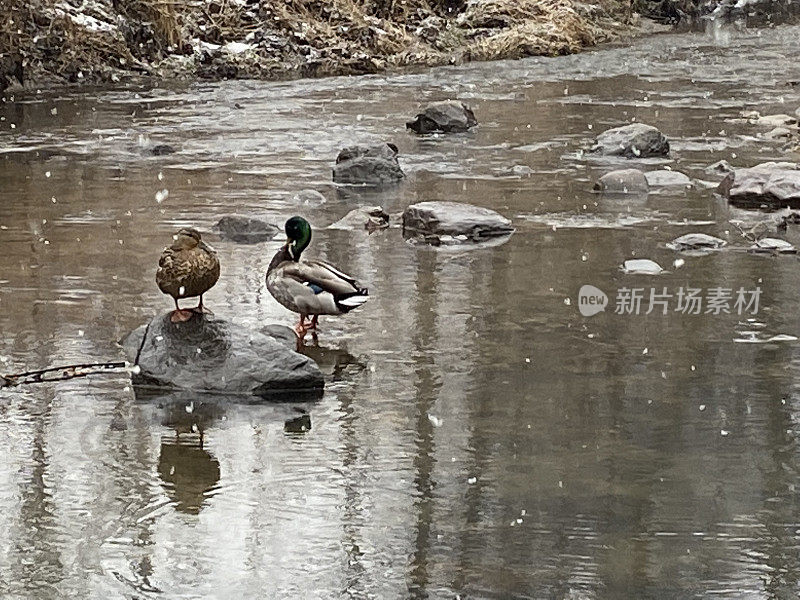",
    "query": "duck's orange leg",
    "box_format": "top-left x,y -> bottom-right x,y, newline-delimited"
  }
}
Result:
294,314 -> 309,338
